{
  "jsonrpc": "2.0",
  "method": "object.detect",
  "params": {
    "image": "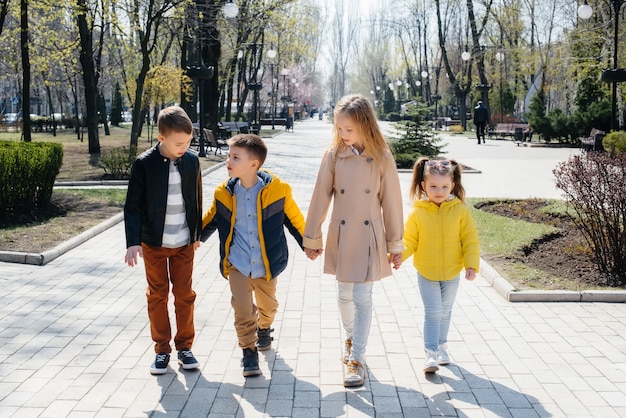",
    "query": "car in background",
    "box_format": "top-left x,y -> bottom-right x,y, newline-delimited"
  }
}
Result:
2,113 -> 19,125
